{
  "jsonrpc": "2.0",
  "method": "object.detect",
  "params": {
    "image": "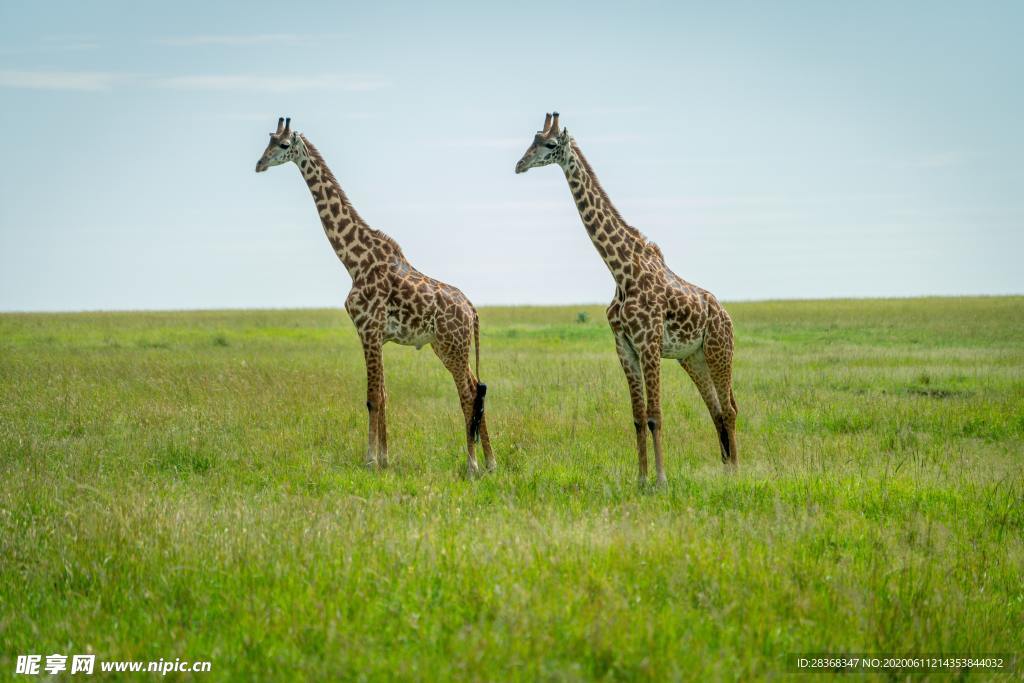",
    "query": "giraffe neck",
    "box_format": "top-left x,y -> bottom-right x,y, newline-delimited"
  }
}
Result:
294,135 -> 400,278
560,141 -> 649,287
